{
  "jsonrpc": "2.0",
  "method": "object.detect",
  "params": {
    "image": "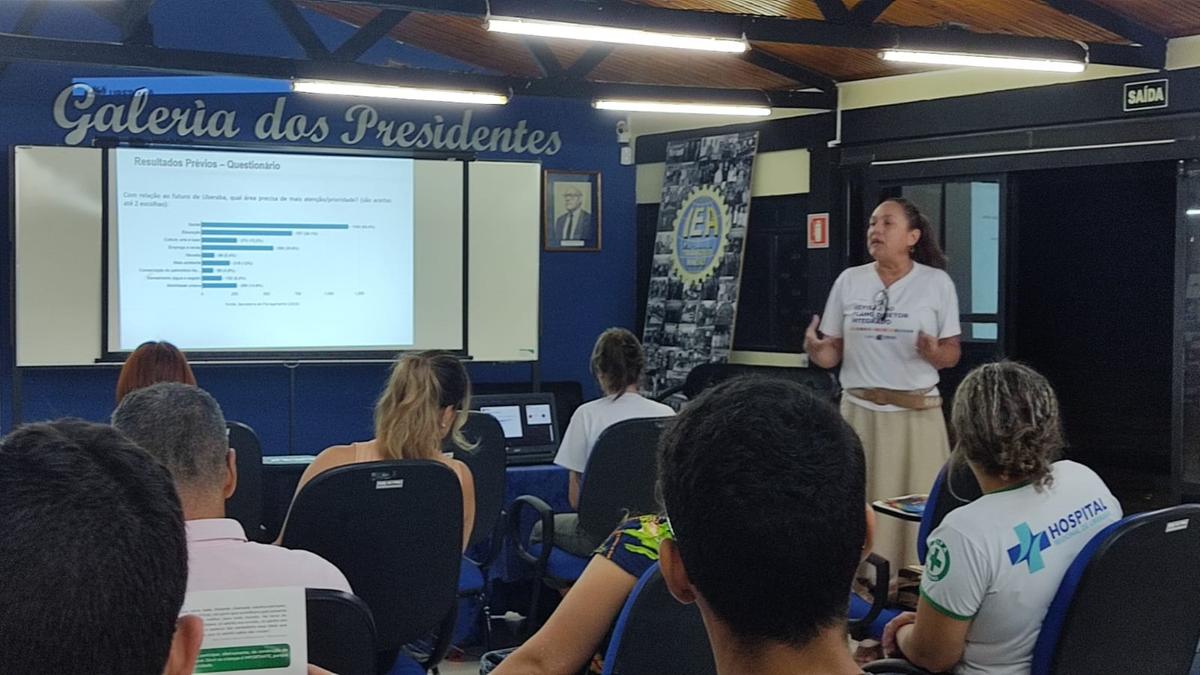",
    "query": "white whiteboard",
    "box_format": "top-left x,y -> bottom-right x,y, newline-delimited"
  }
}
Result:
14,146 -> 541,365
